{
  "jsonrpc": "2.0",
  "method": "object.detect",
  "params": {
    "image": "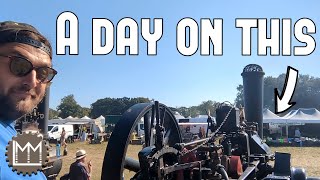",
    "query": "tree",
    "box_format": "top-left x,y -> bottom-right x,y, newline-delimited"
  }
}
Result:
198,100 -> 218,116
176,107 -> 189,118
174,100 -> 223,118
292,75 -> 320,109
49,108 -> 59,119
80,107 -> 91,117
57,94 -> 83,118
130,97 -> 150,105
189,106 -> 200,118
234,85 -> 244,108
90,97 -> 151,118
263,76 -> 281,110
234,74 -> 320,112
